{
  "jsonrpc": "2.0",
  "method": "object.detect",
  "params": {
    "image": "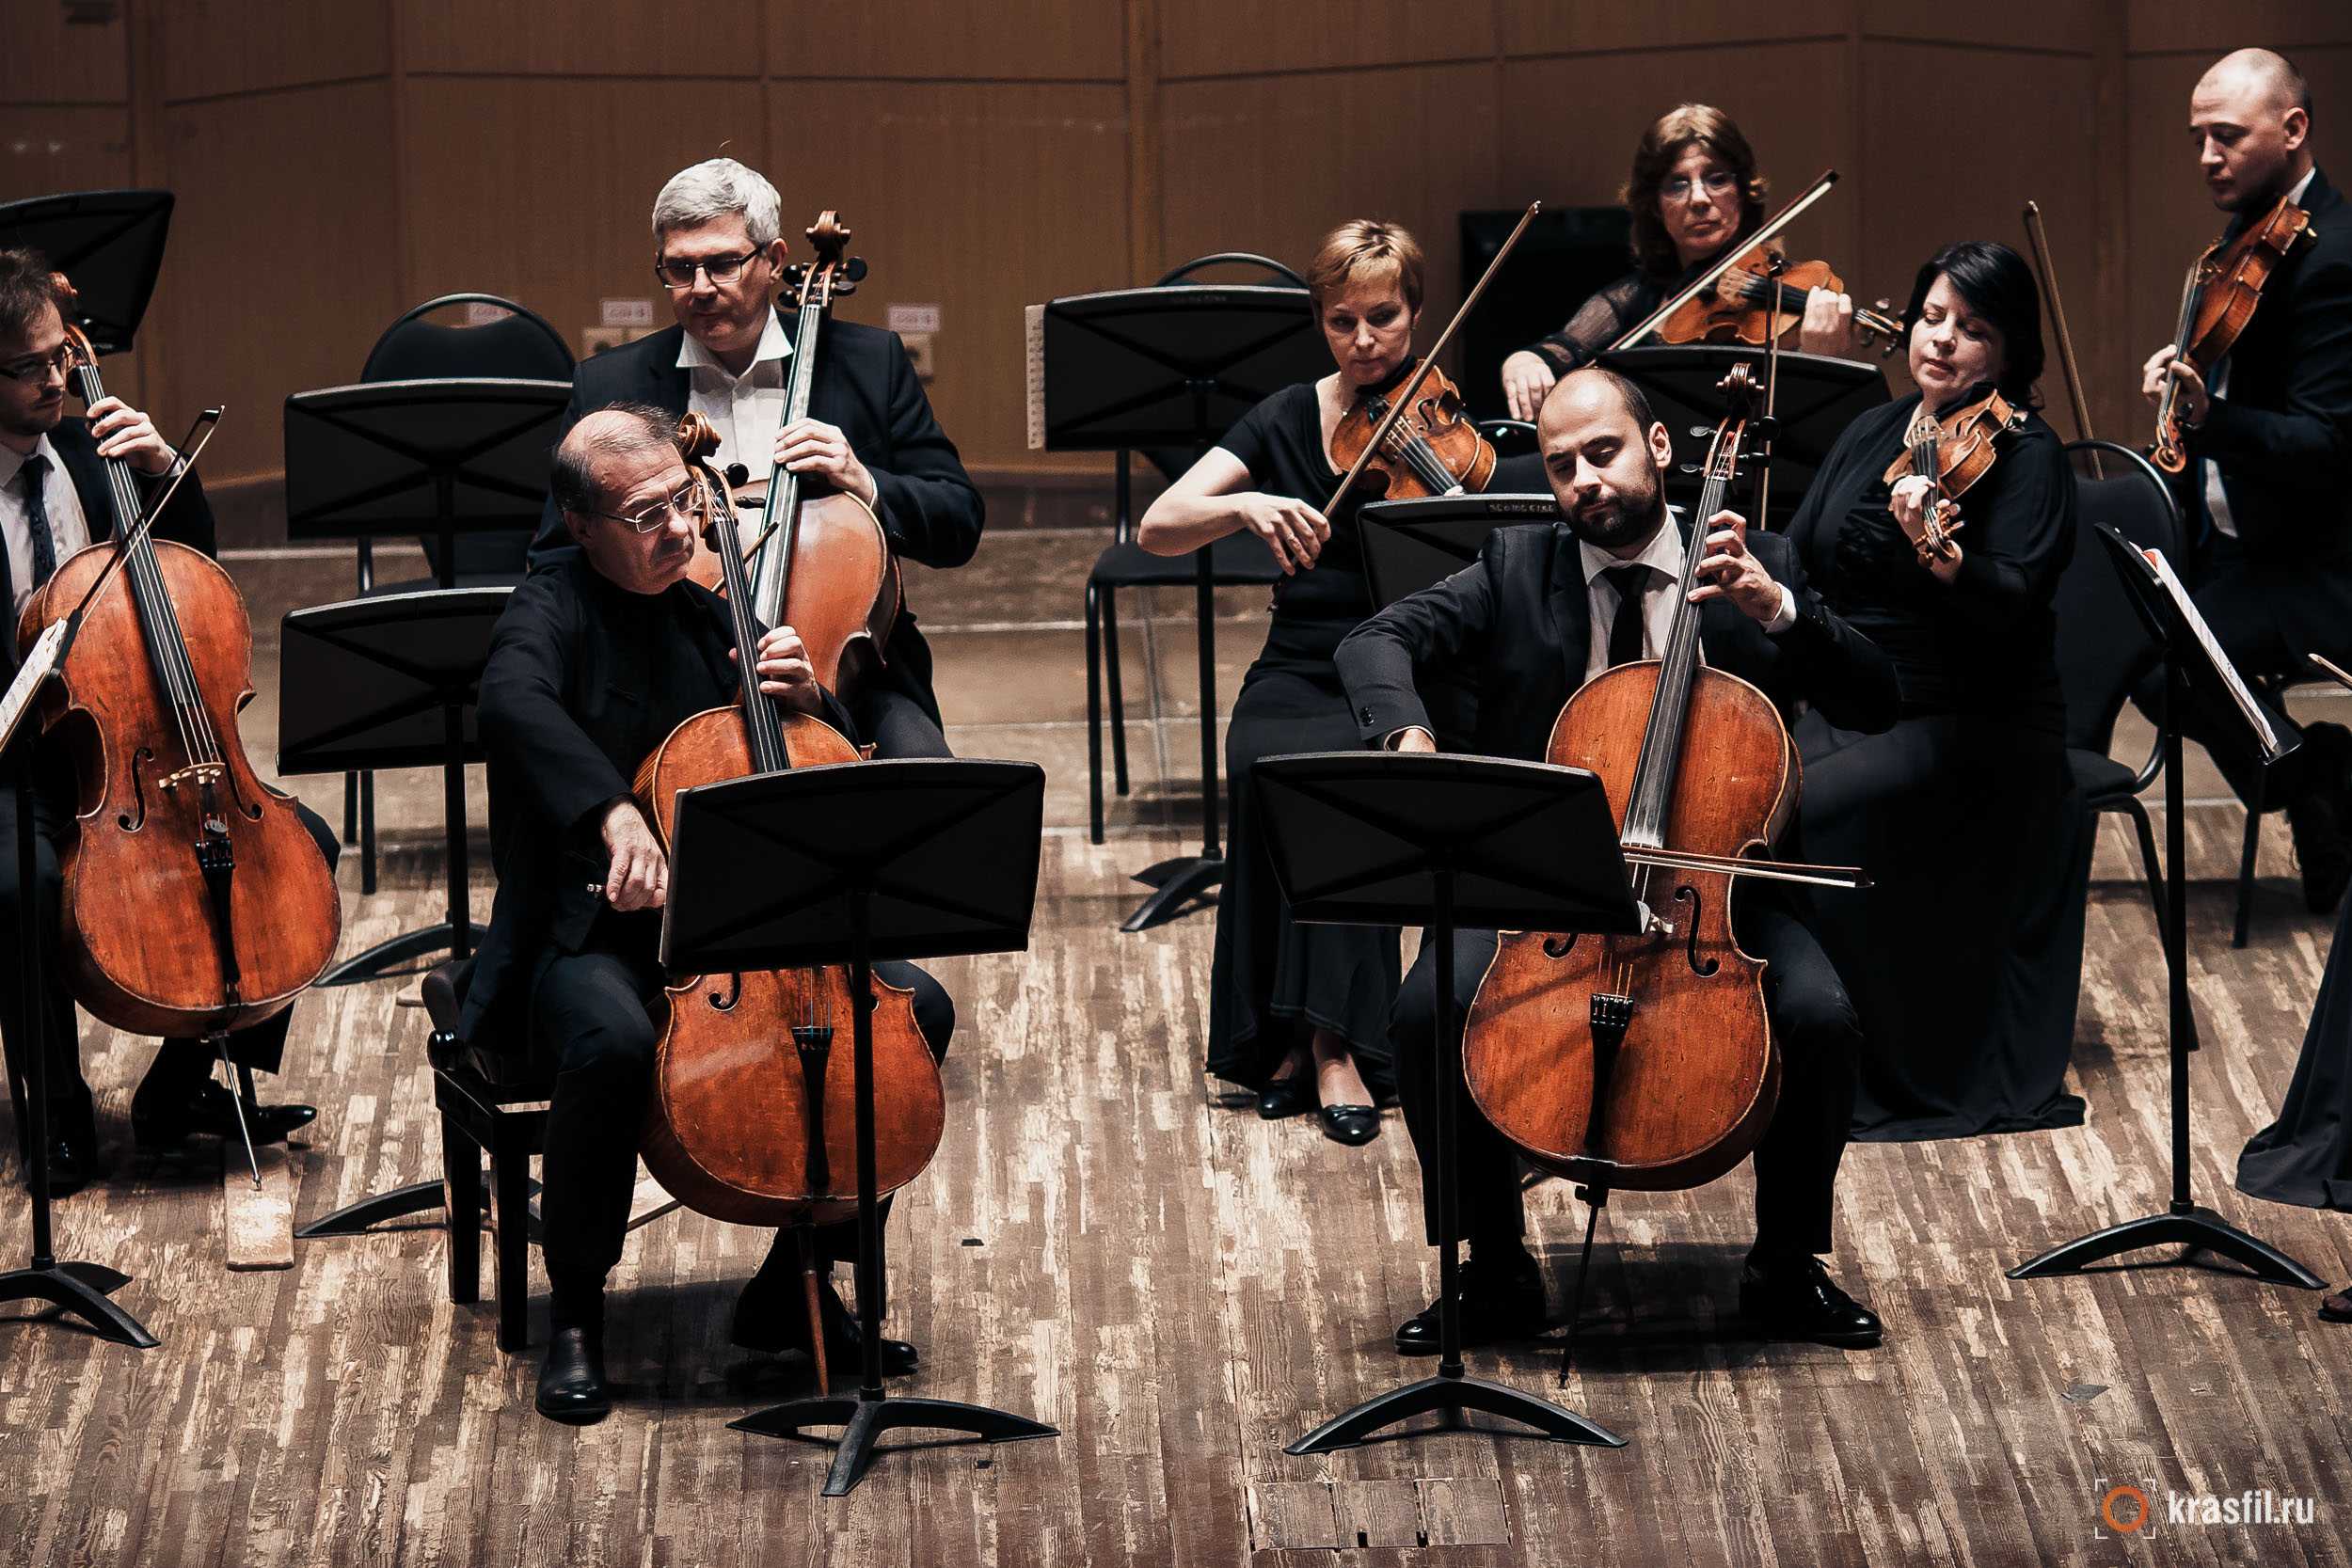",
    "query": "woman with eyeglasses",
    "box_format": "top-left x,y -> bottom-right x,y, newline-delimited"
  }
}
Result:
1499,103 -> 1861,421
